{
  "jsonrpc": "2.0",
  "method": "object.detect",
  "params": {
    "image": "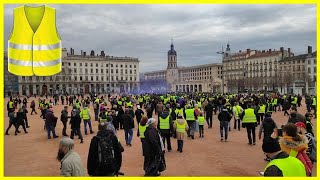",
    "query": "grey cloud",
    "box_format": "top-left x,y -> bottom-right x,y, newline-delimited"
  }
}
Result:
4,4 -> 316,72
